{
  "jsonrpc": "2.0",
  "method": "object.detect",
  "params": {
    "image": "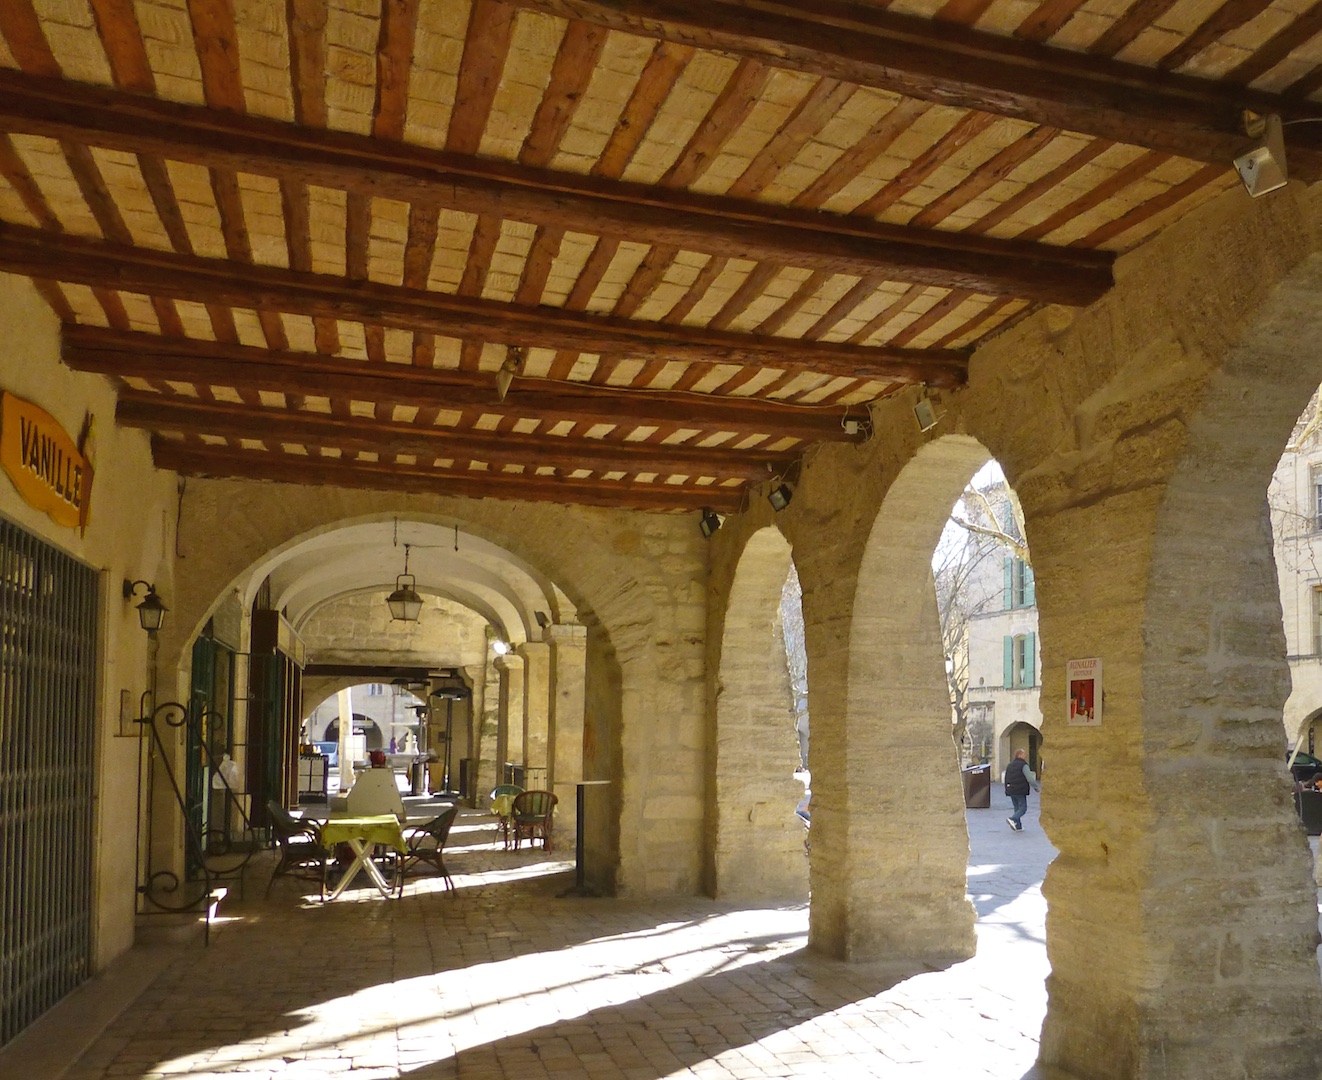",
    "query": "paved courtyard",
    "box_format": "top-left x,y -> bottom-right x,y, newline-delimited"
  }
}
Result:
9,793 -> 1067,1080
